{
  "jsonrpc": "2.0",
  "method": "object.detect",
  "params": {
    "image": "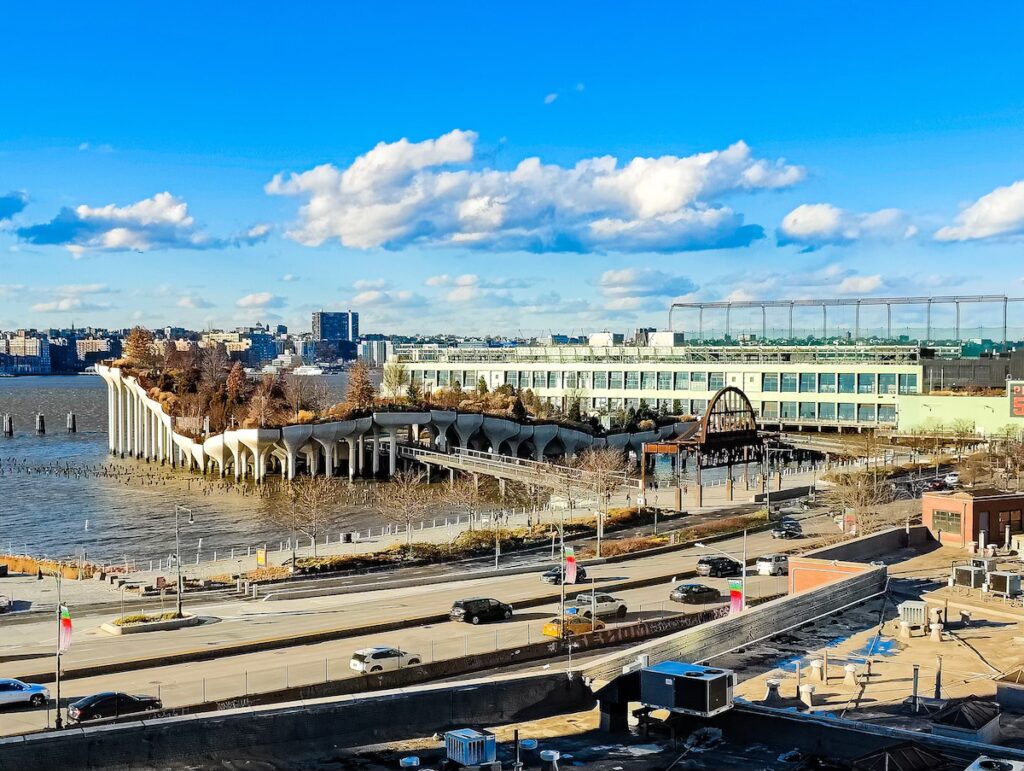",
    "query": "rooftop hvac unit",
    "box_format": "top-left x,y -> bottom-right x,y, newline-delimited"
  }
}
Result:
964,756 -> 1024,771
986,571 -> 1022,597
640,661 -> 735,718
445,729 -> 497,767
955,565 -> 986,589
972,557 -> 999,573
897,600 -> 928,627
